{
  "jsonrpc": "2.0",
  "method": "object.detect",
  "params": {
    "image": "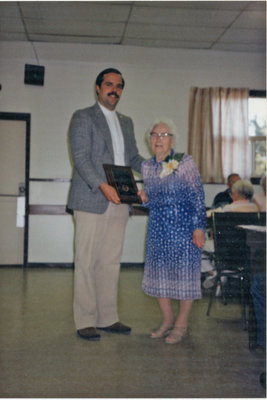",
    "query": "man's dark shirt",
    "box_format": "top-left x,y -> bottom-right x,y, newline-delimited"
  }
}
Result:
211,188 -> 233,209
